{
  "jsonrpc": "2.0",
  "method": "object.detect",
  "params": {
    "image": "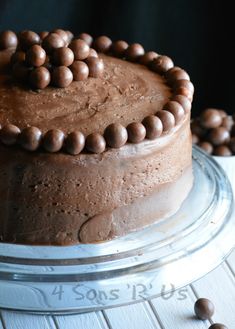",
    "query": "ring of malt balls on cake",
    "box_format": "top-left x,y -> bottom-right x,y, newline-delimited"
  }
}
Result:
0,30 -> 194,155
